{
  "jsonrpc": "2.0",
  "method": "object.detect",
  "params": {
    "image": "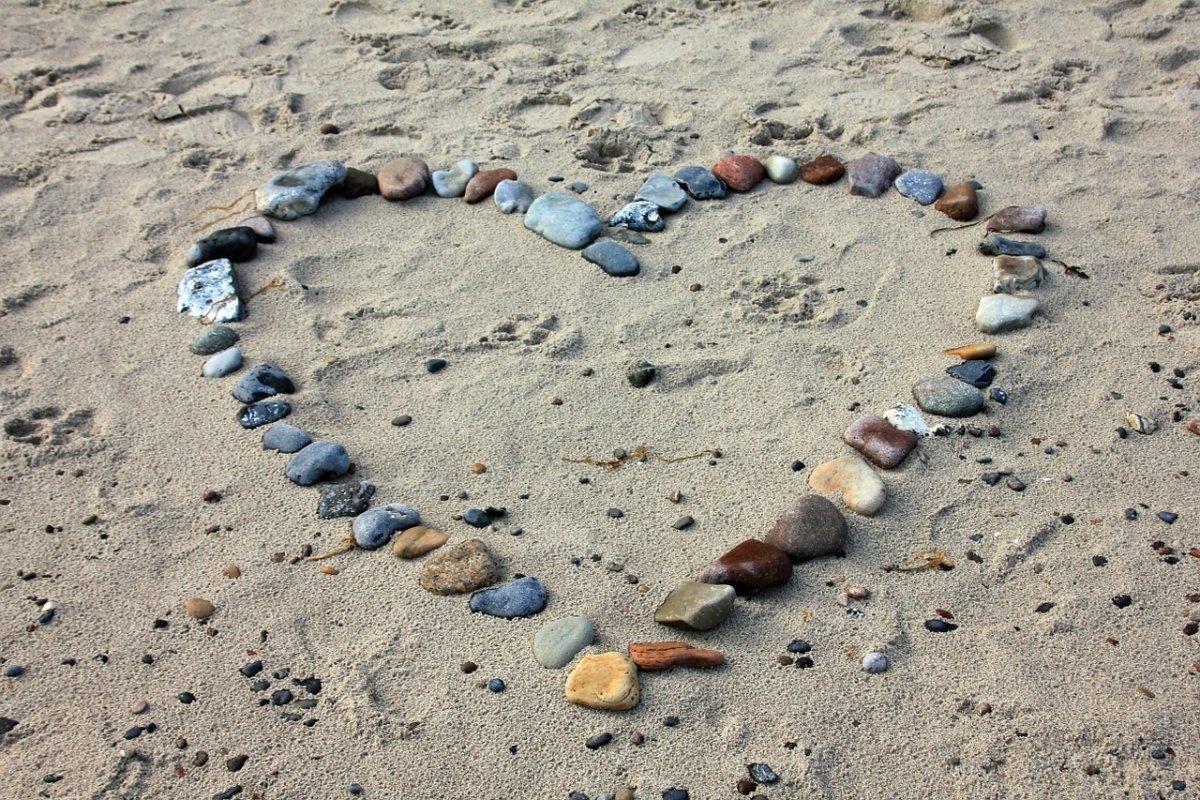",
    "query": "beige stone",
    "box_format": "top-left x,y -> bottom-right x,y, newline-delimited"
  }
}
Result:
808,455 -> 886,516
992,255 -> 1046,294
183,597 -> 214,619
392,525 -> 449,559
564,652 -> 640,710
